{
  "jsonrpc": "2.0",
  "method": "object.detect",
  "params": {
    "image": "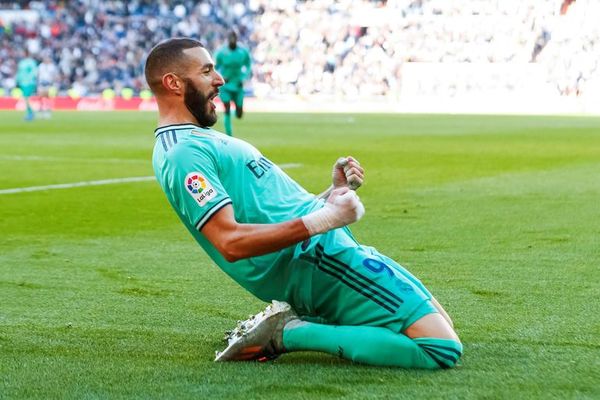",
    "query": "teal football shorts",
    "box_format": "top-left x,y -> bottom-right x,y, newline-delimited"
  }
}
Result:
219,85 -> 244,107
286,226 -> 439,333
19,84 -> 37,97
